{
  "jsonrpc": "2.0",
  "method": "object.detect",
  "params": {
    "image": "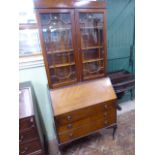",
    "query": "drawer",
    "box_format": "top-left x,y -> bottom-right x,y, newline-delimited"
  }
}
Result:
19,139 -> 42,155
58,115 -> 116,143
20,116 -> 36,131
57,108 -> 116,133
34,152 -> 43,155
19,128 -> 38,144
55,100 -> 116,126
28,150 -> 43,155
